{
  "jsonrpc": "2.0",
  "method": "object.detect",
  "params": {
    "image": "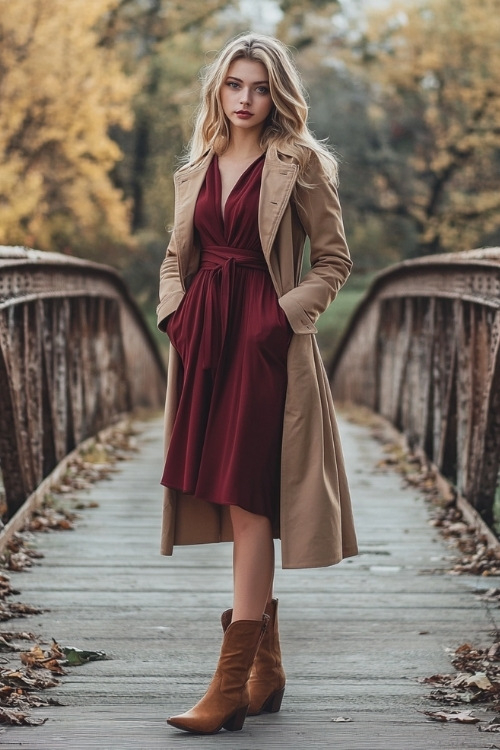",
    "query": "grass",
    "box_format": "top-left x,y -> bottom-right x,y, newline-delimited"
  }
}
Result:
143,308 -> 169,359
316,272 -> 375,363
